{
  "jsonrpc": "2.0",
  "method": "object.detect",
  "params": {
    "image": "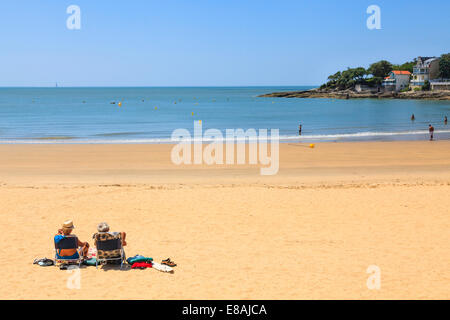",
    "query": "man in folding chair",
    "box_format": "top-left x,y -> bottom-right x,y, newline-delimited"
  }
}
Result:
54,220 -> 90,267
93,222 -> 127,269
